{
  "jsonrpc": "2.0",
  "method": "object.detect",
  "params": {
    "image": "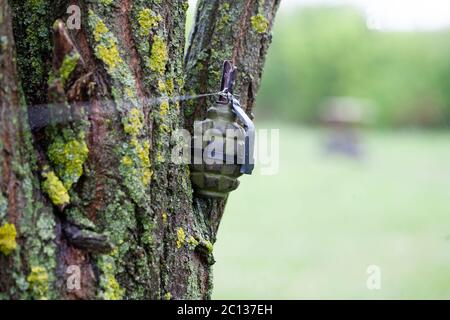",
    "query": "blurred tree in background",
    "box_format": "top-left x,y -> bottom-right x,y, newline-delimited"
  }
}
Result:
257,6 -> 450,127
